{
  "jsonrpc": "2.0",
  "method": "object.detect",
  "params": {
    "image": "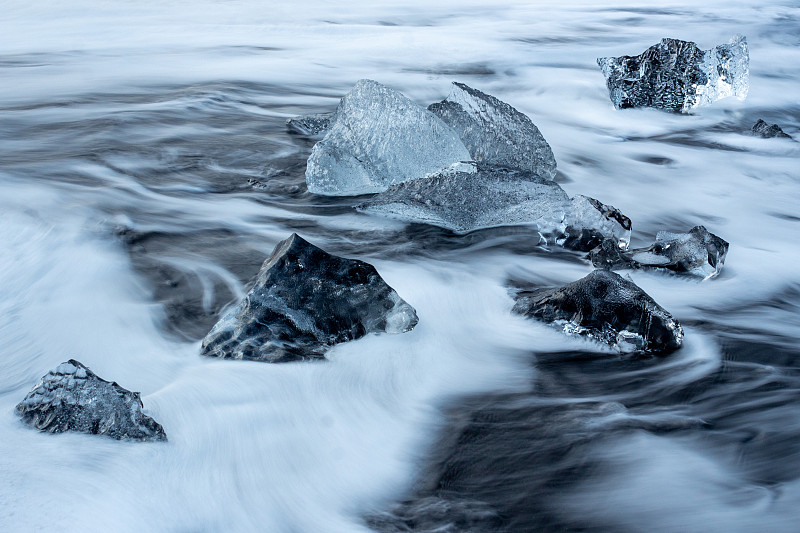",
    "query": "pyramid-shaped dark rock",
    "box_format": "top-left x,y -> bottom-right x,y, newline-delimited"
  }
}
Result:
513,270 -> 683,354
16,360 -> 166,441
201,233 -> 418,362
